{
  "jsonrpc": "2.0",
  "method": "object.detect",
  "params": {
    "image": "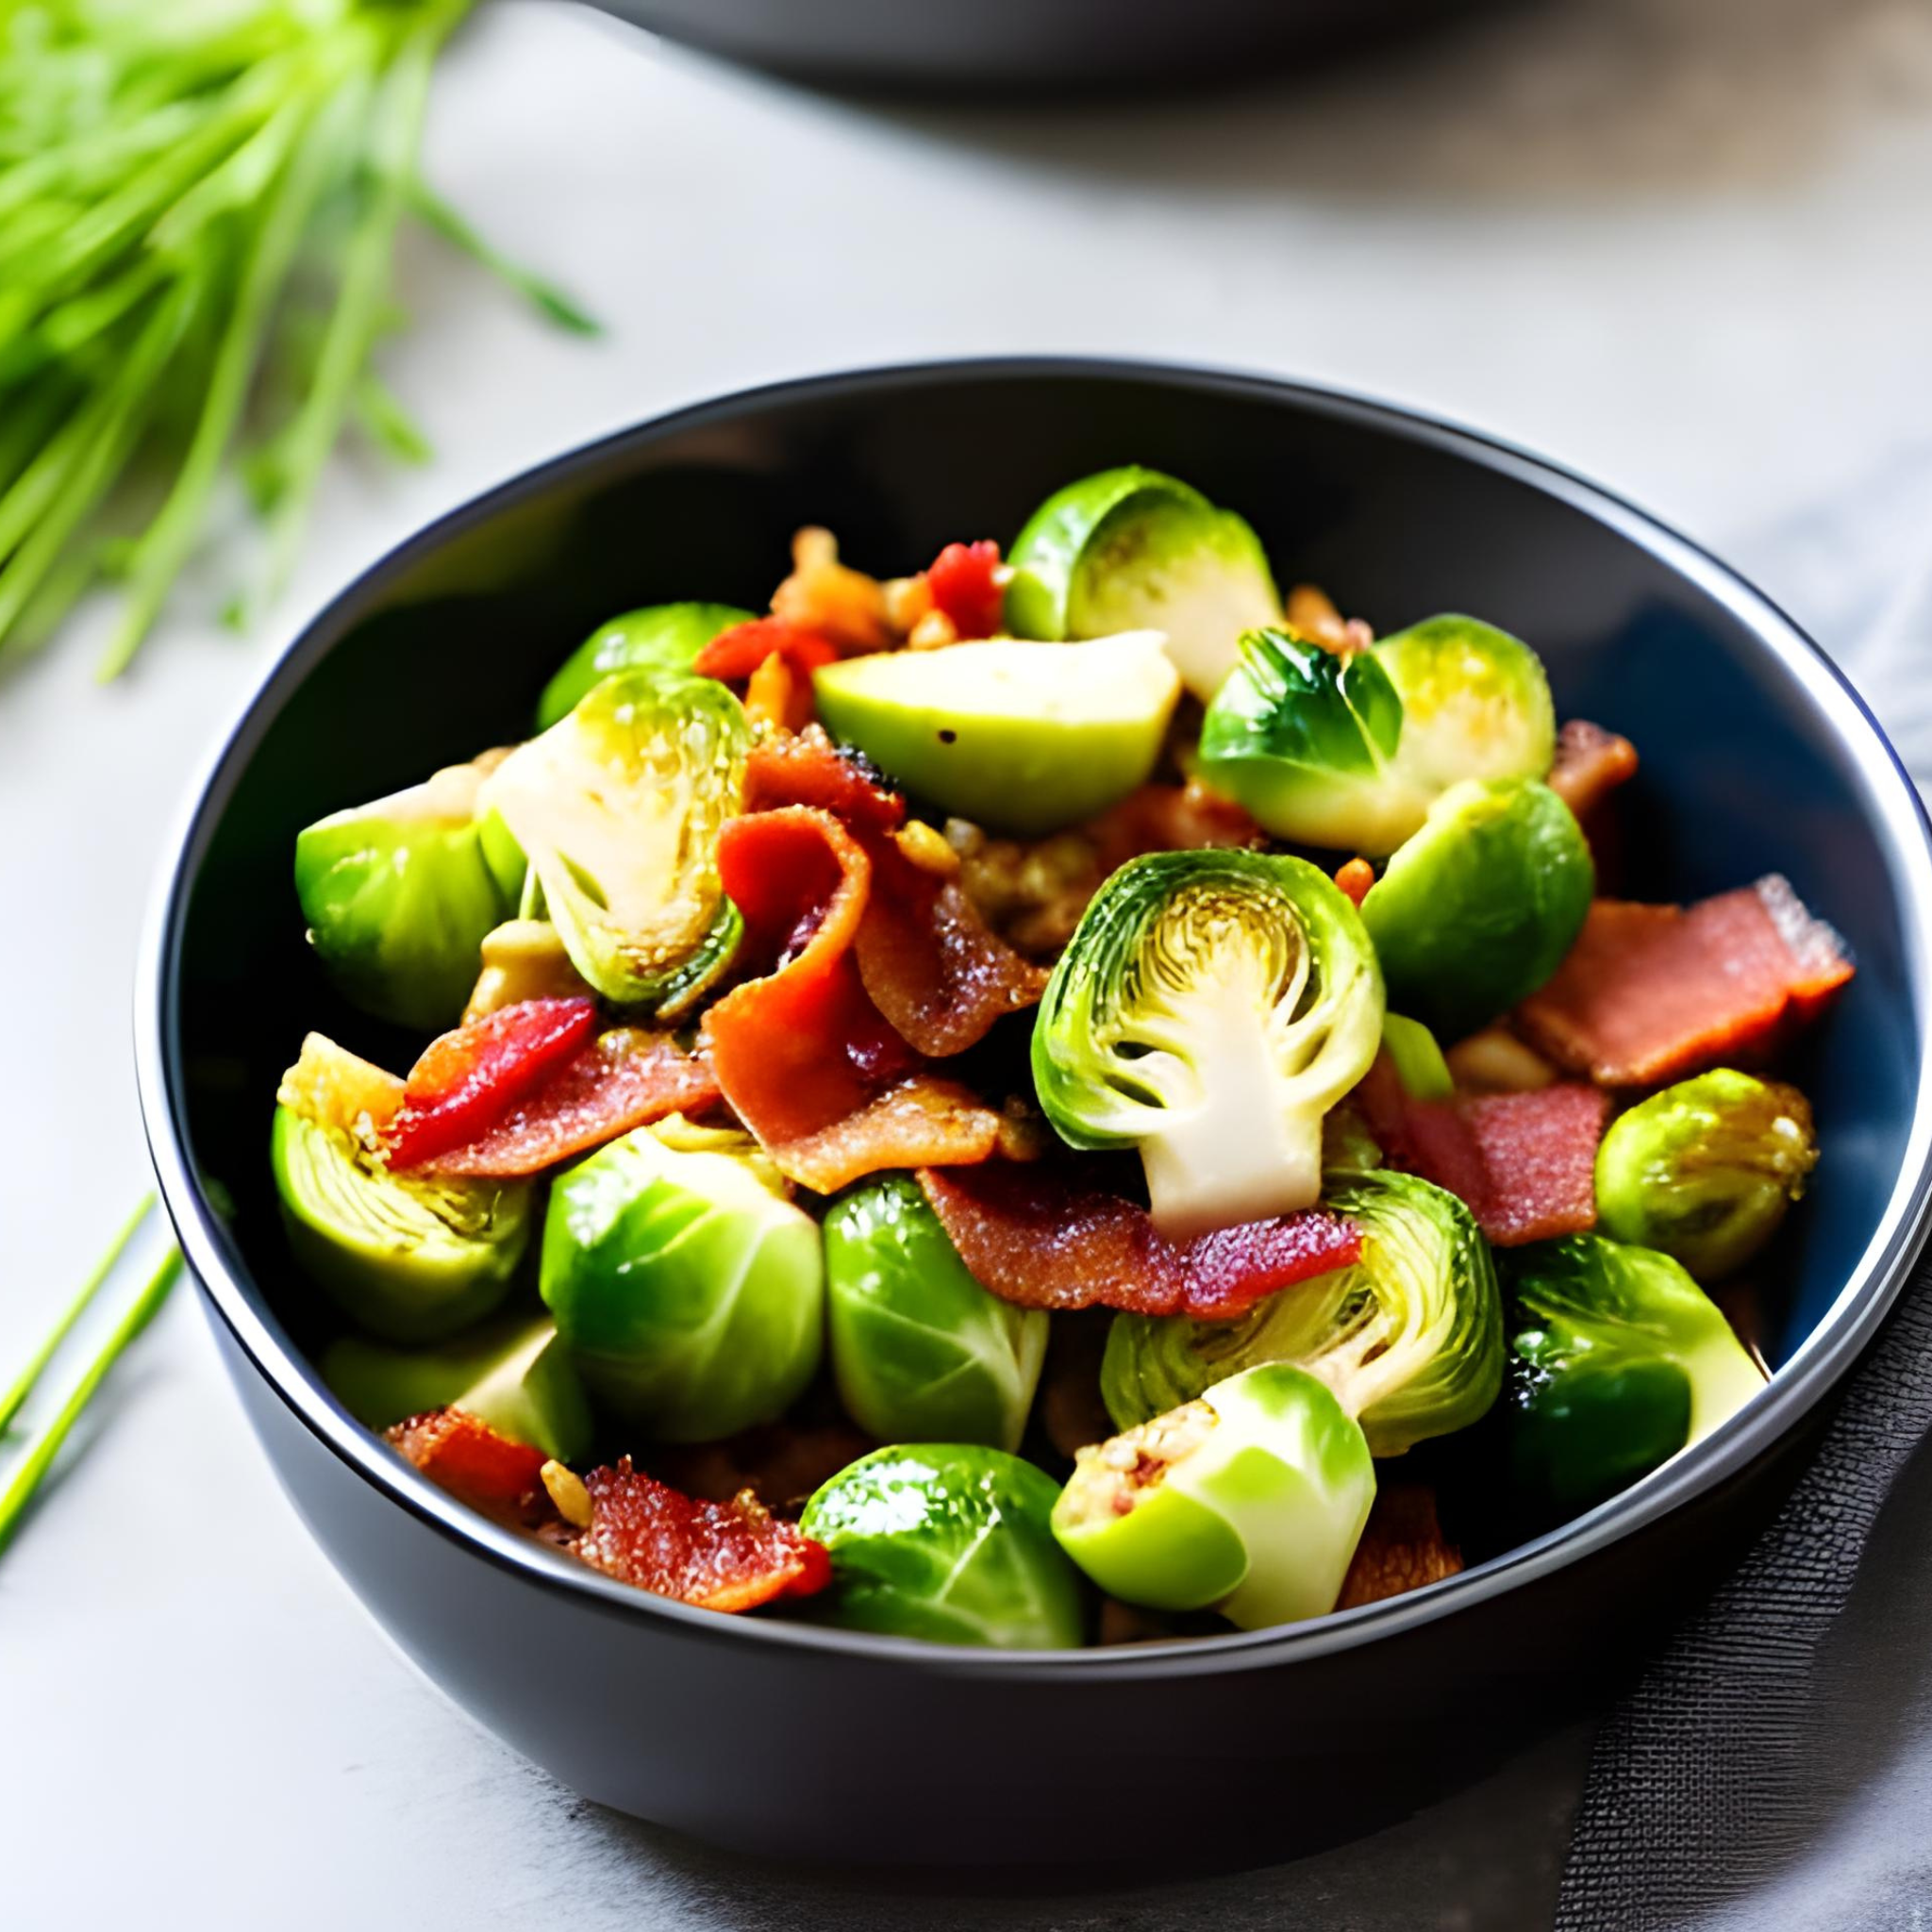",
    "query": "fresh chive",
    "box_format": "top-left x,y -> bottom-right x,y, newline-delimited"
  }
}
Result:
0,1244 -> 182,1559
0,1195 -> 155,1438
407,175 -> 603,337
